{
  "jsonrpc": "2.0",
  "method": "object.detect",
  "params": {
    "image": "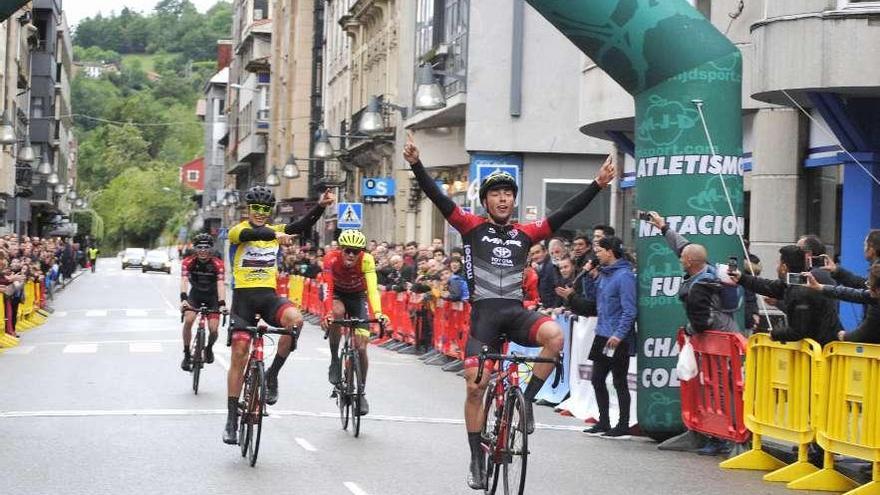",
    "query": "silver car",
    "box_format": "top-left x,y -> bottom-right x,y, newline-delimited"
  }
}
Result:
142,250 -> 172,274
121,248 -> 146,269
